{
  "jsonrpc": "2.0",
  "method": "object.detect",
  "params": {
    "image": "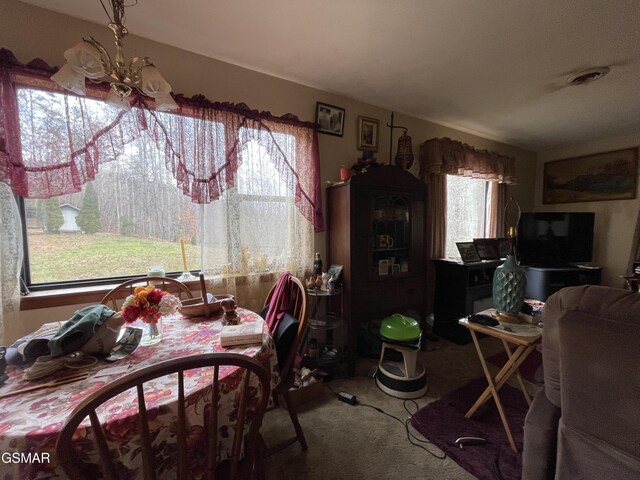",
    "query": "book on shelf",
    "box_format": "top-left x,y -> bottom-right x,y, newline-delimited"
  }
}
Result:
220,321 -> 264,347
